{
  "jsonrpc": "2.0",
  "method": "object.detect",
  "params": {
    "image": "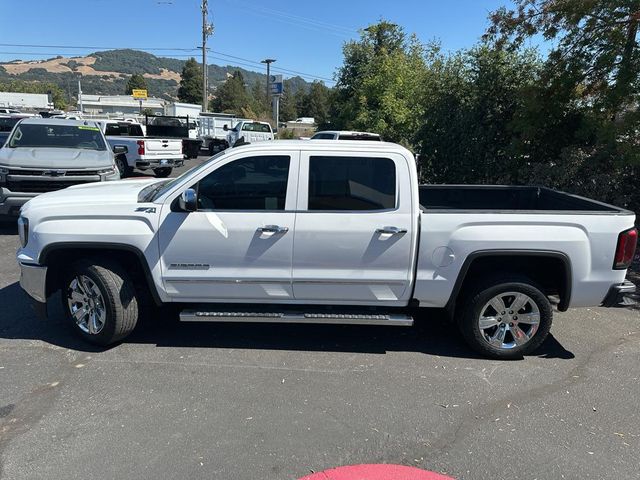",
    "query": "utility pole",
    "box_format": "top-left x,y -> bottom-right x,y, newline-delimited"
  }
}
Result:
201,0 -> 213,112
77,78 -> 83,113
261,58 -> 276,119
